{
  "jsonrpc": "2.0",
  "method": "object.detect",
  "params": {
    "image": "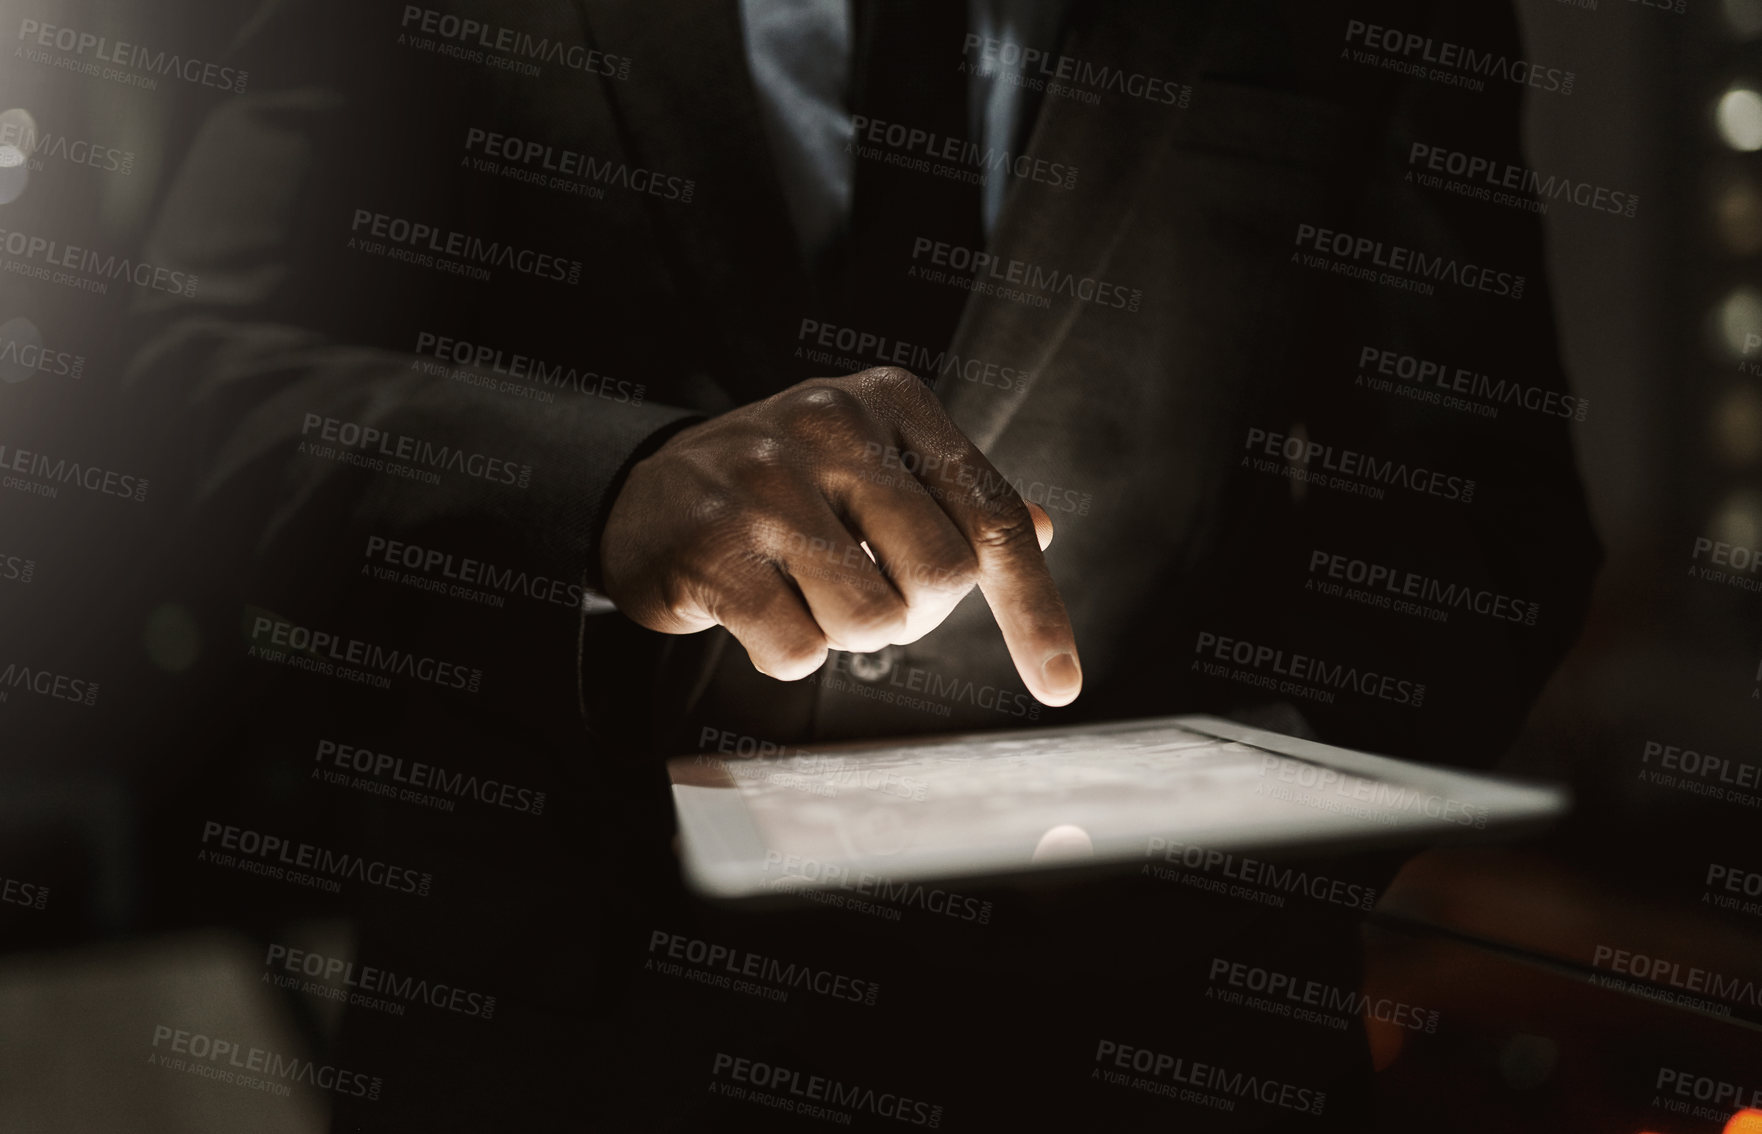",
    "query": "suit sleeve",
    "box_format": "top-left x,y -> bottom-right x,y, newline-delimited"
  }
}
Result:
115,2 -> 705,704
